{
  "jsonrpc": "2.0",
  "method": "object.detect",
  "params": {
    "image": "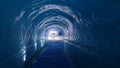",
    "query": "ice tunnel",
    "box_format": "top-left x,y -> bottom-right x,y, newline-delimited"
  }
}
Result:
14,1 -> 82,68
6,0 -> 120,68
